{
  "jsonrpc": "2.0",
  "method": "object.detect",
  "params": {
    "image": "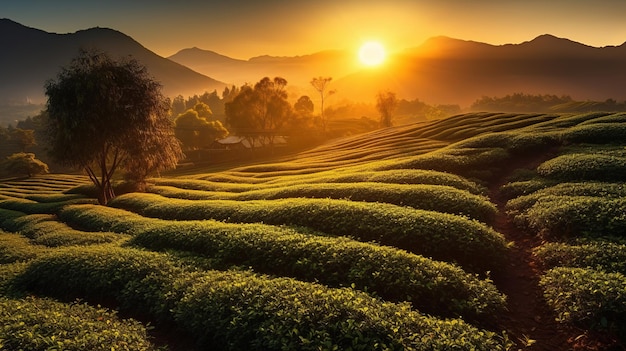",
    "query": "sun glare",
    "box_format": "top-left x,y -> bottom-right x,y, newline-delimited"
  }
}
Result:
358,41 -> 386,67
